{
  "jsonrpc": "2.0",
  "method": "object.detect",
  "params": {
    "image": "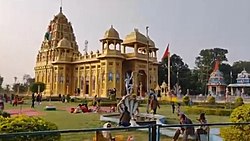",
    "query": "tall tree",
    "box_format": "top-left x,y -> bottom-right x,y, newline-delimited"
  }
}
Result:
220,63 -> 232,84
0,75 -> 3,91
159,54 -> 191,94
30,82 -> 46,93
23,74 -> 32,85
194,48 -> 229,94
